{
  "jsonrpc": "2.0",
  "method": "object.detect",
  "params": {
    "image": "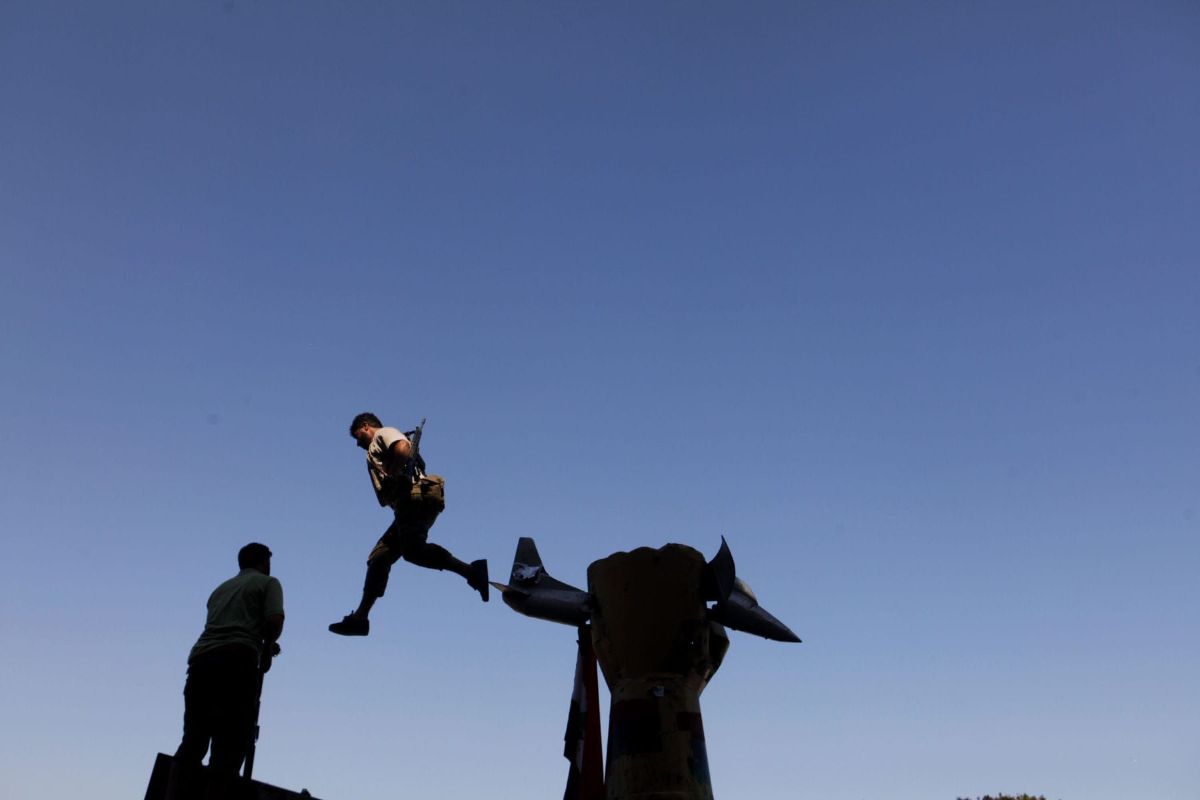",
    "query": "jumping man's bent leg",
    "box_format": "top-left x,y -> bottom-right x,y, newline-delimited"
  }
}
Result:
329,529 -> 399,636
394,494 -> 490,602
